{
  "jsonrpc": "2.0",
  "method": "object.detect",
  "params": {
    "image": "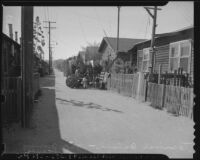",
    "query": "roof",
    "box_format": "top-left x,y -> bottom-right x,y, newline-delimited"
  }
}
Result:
2,33 -> 20,47
78,51 -> 86,56
86,46 -> 99,54
98,37 -> 147,53
128,26 -> 194,52
155,25 -> 193,38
